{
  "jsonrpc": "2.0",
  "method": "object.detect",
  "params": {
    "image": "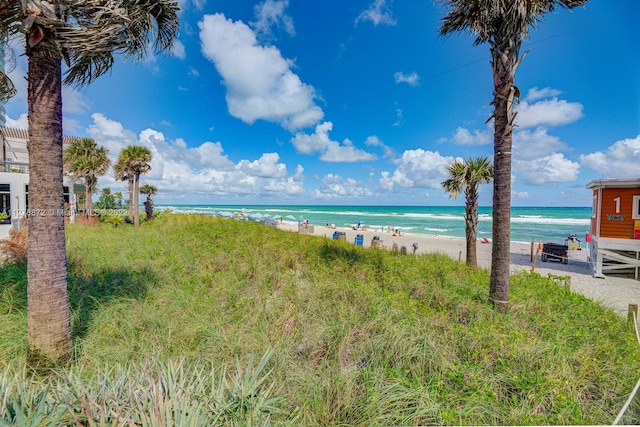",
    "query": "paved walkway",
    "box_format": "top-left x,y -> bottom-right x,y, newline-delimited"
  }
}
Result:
508,245 -> 640,318
0,224 -> 10,241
